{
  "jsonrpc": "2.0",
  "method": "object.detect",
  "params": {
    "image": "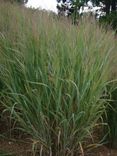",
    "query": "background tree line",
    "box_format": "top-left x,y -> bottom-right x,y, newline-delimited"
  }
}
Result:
57,0 -> 117,30
3,0 -> 117,30
57,0 -> 117,15
4,0 -> 28,4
